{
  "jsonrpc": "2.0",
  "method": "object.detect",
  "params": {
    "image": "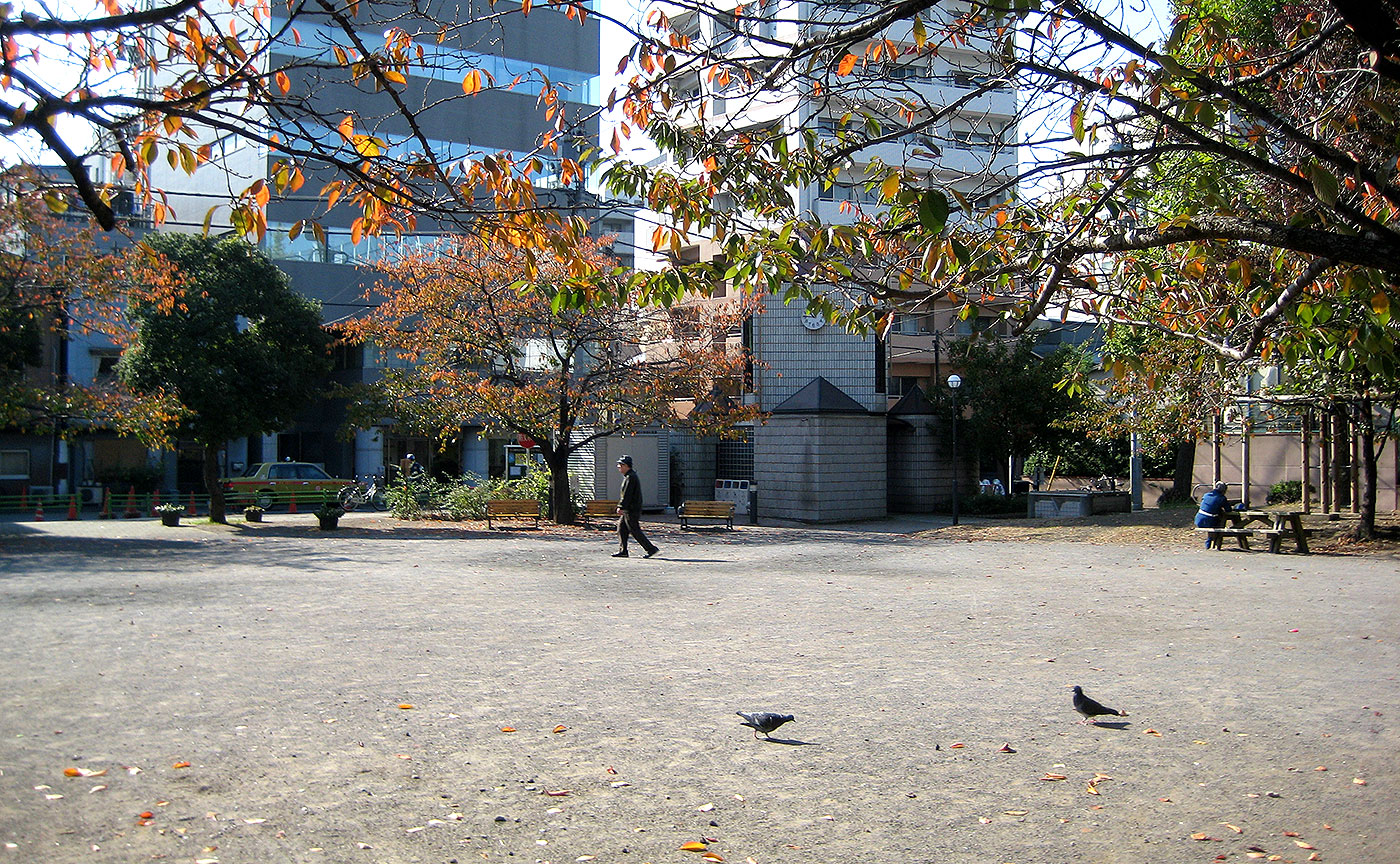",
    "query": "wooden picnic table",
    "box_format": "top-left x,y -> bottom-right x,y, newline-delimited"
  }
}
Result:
1228,510 -> 1312,554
